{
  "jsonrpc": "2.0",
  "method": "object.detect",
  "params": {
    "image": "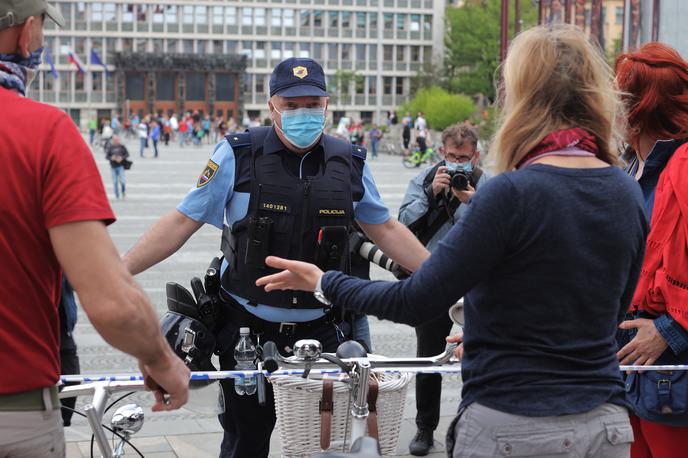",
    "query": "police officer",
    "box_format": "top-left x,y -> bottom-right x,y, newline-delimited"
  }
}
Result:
123,57 -> 429,458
